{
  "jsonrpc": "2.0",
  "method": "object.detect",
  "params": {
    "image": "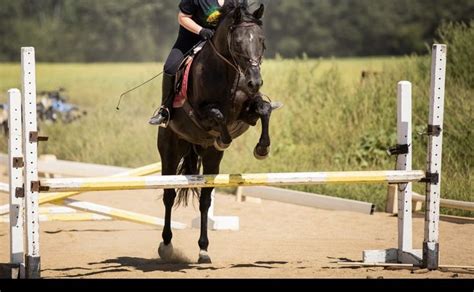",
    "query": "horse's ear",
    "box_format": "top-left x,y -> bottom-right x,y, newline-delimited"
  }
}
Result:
253,4 -> 264,20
